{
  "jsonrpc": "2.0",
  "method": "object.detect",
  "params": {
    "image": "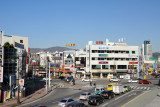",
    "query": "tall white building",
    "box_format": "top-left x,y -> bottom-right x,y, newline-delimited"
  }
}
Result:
86,39 -> 139,78
142,40 -> 152,60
